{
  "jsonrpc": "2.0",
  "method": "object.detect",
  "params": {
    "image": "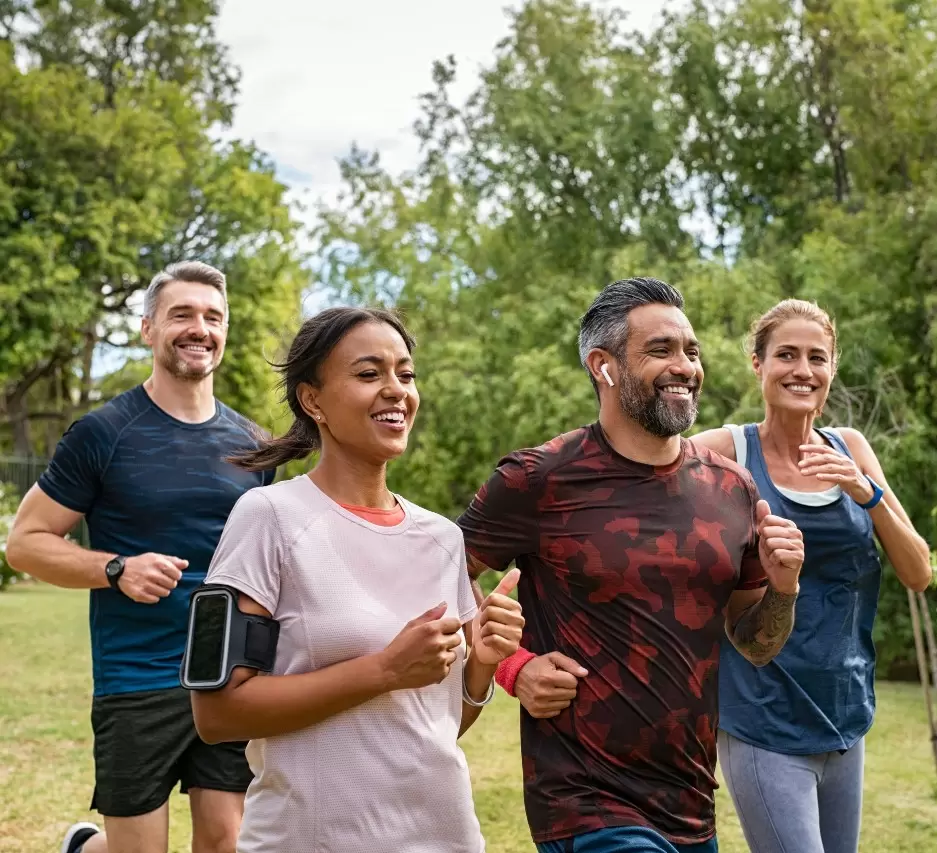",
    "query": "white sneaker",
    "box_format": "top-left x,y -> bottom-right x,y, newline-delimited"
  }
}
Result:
60,822 -> 101,853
